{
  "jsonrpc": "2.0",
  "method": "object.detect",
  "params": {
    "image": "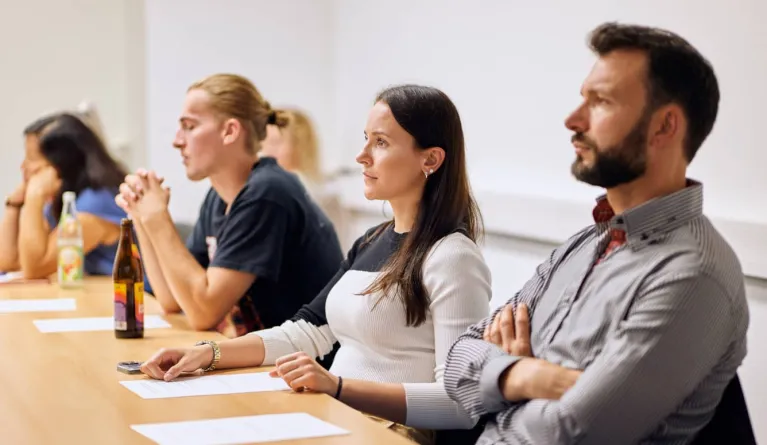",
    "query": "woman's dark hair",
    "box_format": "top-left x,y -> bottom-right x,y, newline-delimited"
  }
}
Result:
362,85 -> 482,327
24,113 -> 128,220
